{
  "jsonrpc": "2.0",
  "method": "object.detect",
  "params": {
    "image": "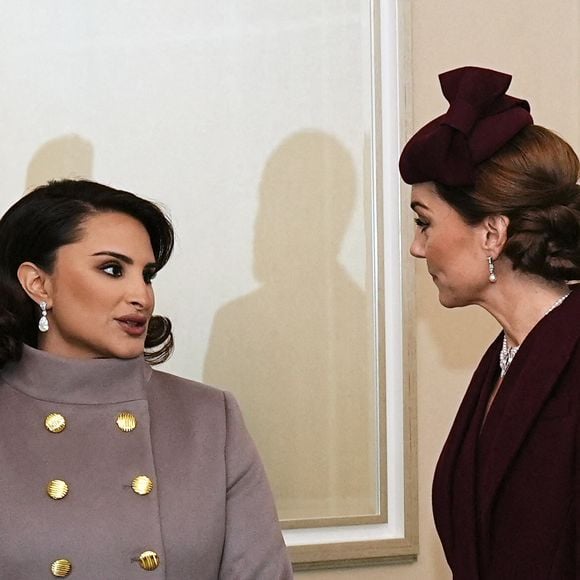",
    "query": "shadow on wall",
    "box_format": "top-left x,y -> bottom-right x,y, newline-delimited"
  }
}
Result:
25,134 -> 94,192
204,130 -> 377,521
